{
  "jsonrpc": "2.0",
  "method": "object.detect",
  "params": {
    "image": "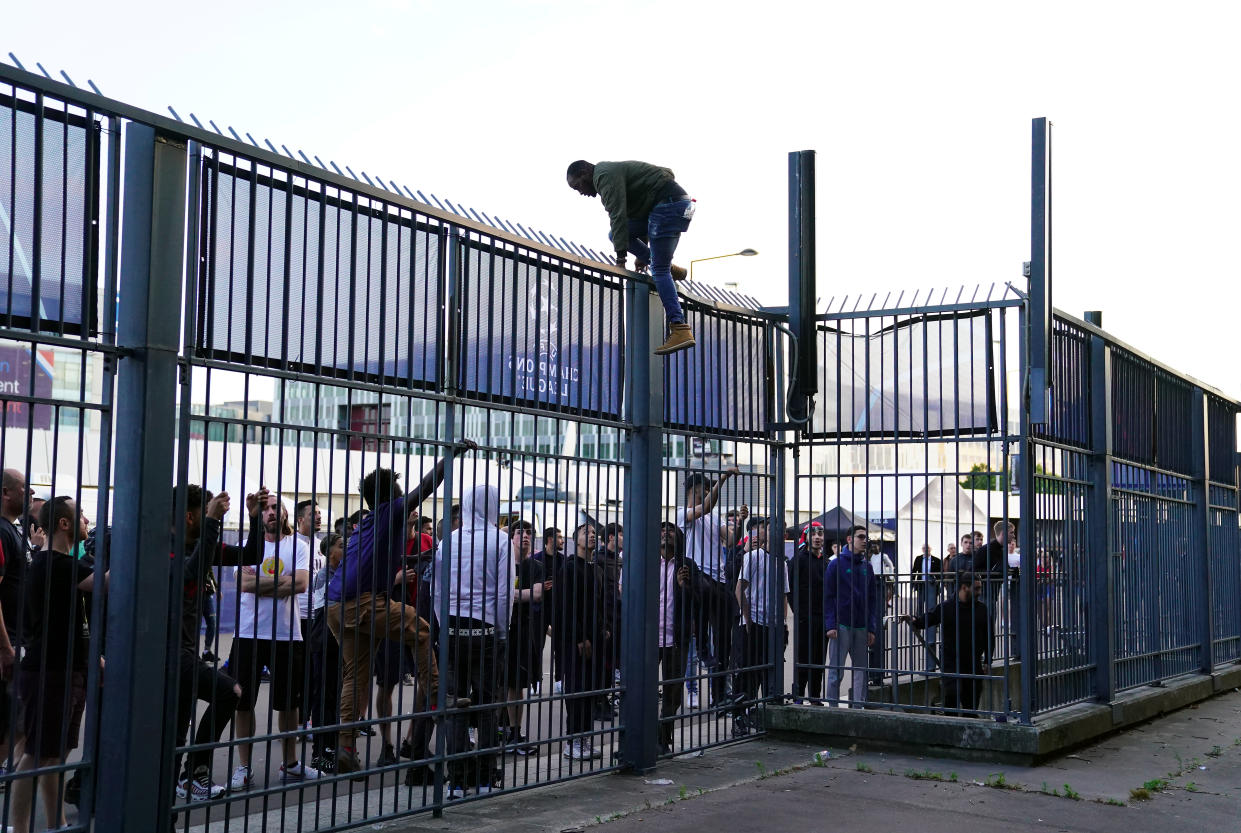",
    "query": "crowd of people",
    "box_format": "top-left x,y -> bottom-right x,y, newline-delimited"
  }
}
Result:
0,456 -> 1049,830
